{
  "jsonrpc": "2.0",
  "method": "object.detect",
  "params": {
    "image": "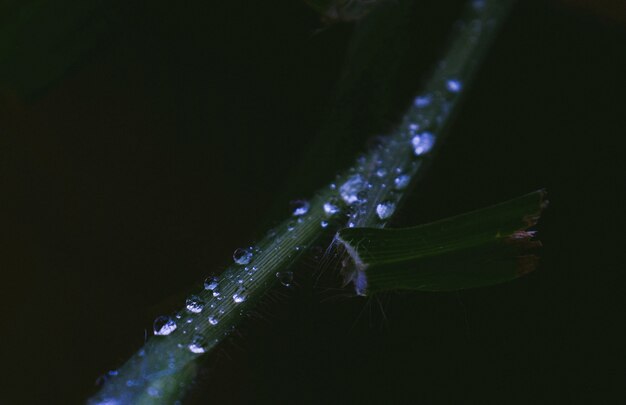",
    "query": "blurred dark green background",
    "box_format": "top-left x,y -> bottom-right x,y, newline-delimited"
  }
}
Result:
1,0 -> 624,403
